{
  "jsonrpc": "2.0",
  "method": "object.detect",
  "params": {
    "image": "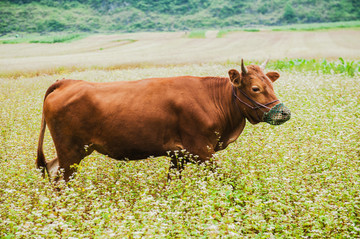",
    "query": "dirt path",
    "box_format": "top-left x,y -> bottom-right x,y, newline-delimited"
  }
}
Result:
205,30 -> 219,39
0,29 -> 359,74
